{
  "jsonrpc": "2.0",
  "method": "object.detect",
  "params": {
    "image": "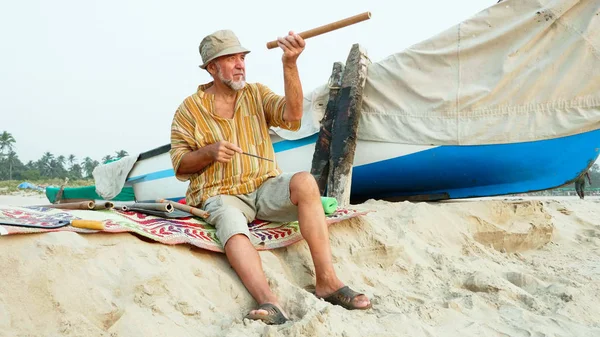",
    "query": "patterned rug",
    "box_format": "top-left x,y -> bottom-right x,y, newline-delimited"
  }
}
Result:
0,205 -> 371,253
